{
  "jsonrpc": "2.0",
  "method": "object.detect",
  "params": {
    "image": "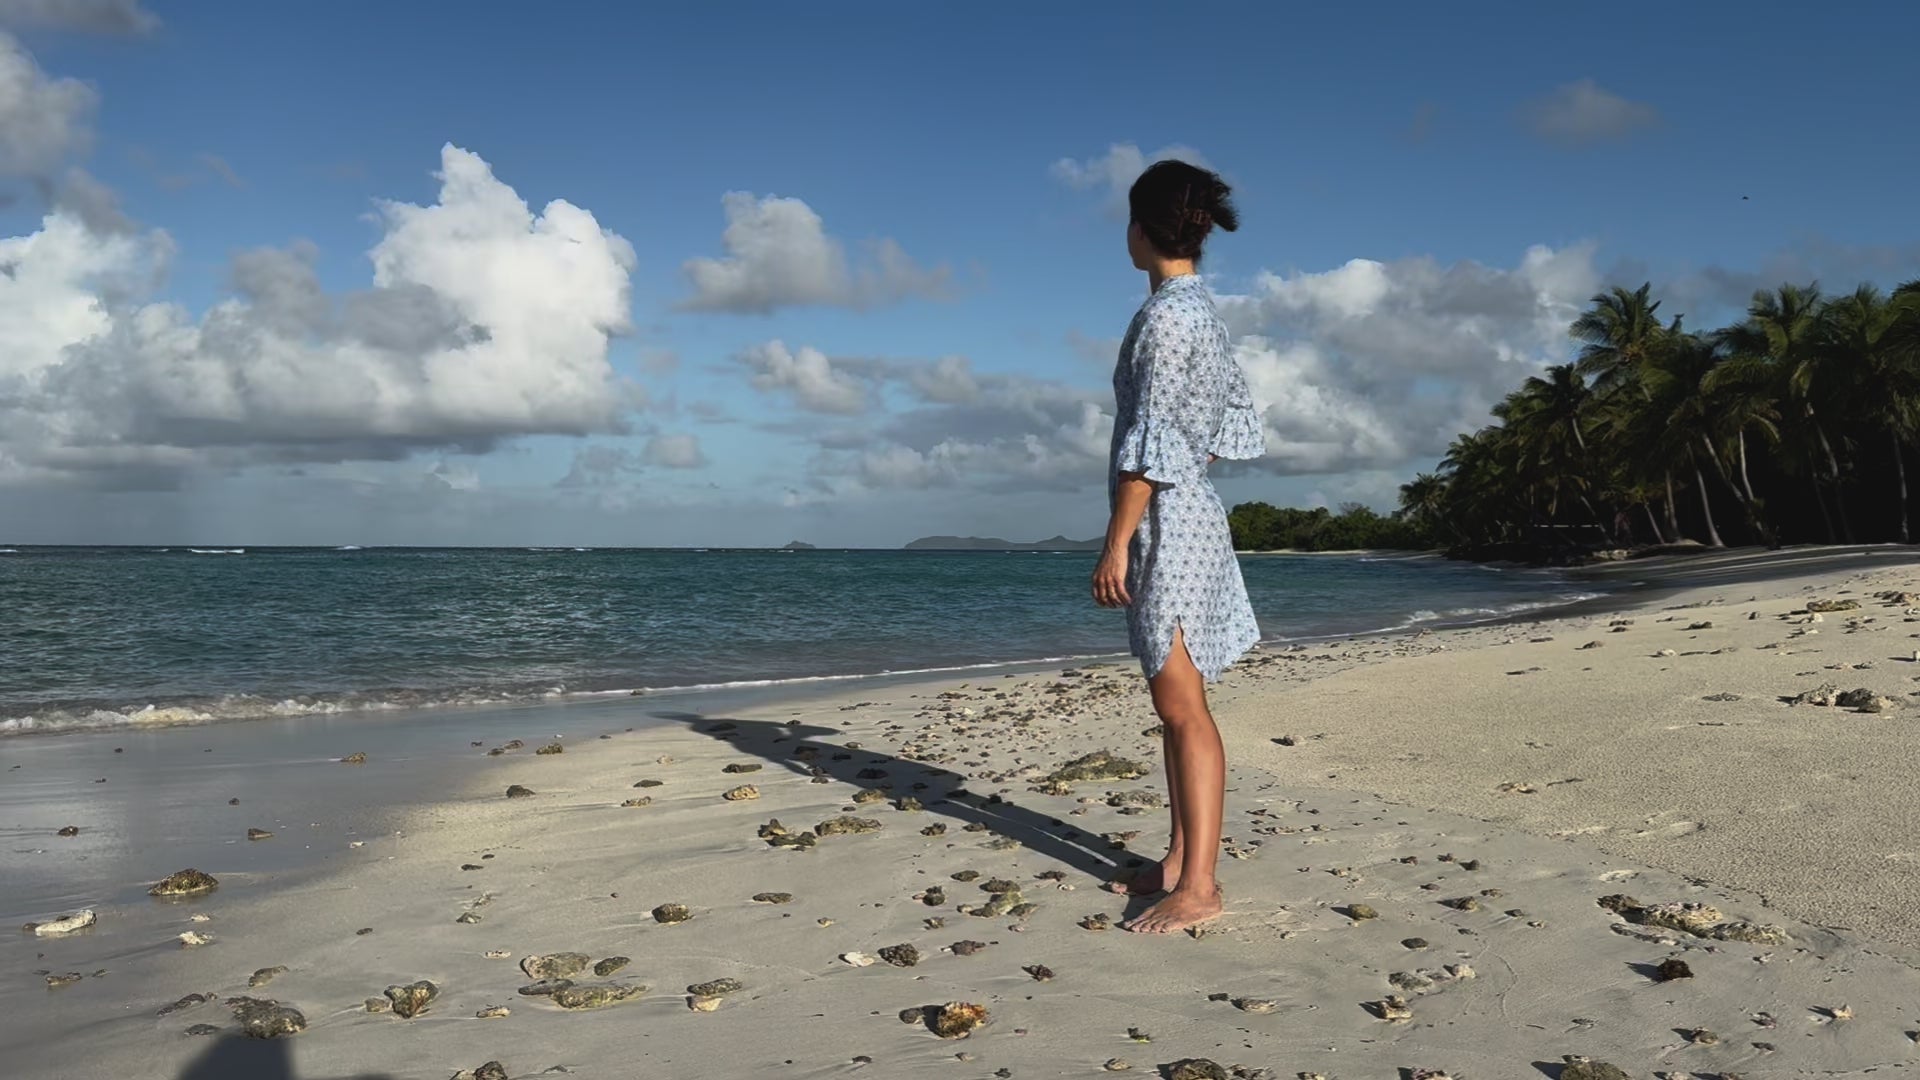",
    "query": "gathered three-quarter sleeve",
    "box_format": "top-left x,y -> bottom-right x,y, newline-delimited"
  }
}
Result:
1210,355 -> 1266,461
1113,308 -> 1205,486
